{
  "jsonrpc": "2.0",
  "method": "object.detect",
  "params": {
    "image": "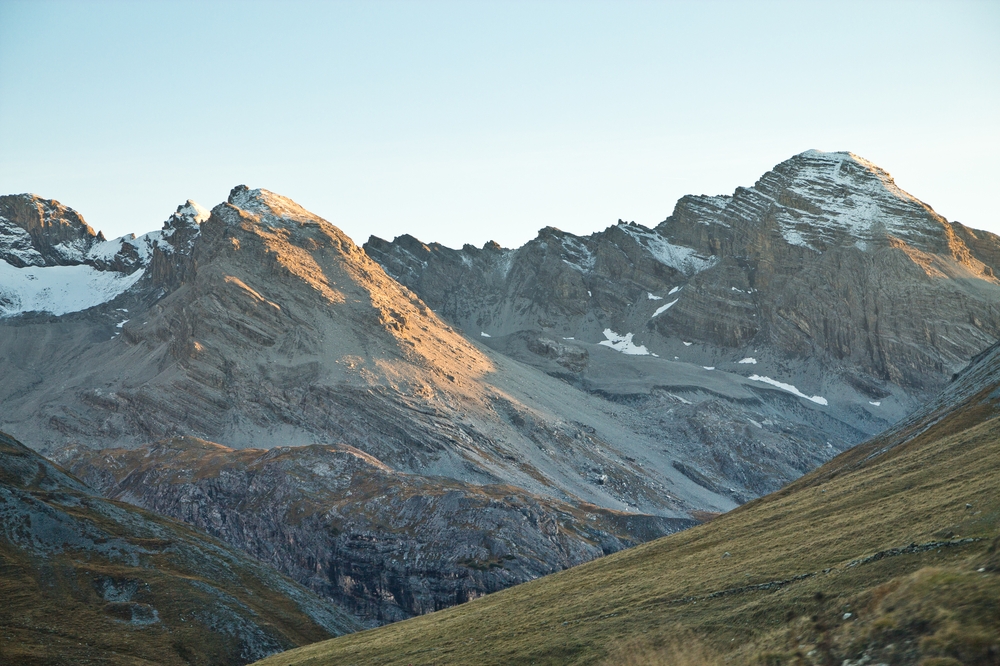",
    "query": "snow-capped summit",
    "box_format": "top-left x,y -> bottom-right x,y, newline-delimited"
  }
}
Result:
172,199 -> 211,226
743,149 -> 949,252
